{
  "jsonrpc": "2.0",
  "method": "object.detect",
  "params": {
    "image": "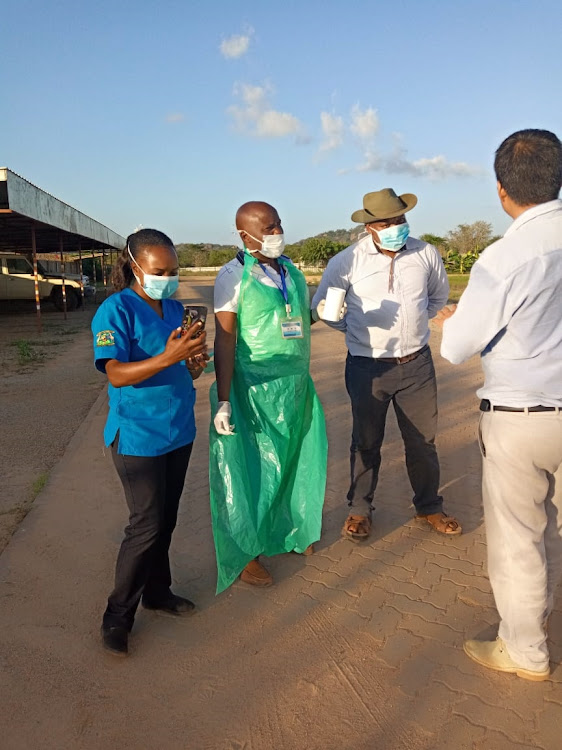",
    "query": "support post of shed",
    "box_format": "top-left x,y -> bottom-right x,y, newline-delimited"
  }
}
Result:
102,249 -> 107,297
59,233 -> 68,320
78,242 -> 85,308
31,223 -> 42,334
